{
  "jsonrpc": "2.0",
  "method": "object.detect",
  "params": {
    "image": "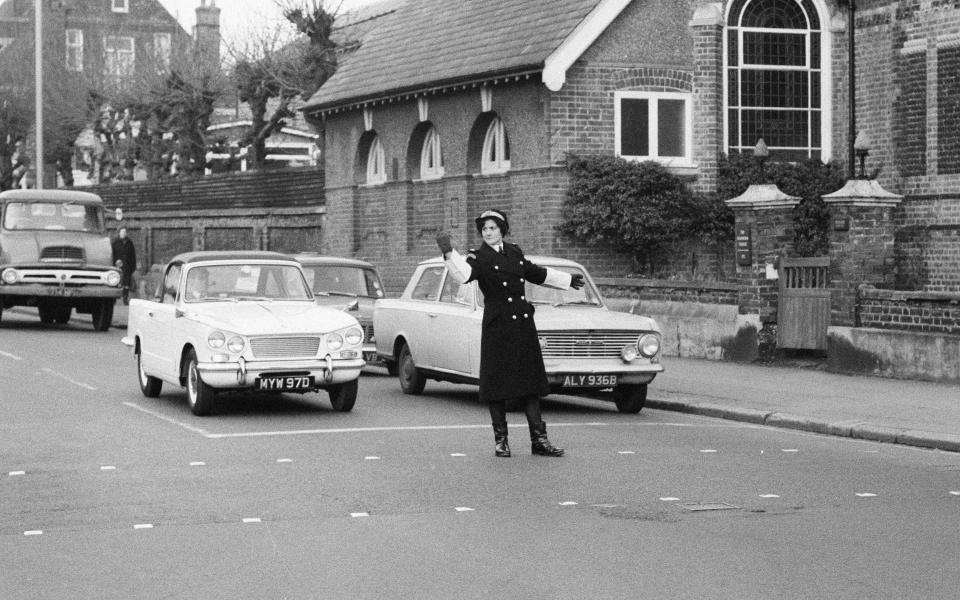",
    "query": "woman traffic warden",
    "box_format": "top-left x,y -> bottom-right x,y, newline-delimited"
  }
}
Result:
436,209 -> 585,457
